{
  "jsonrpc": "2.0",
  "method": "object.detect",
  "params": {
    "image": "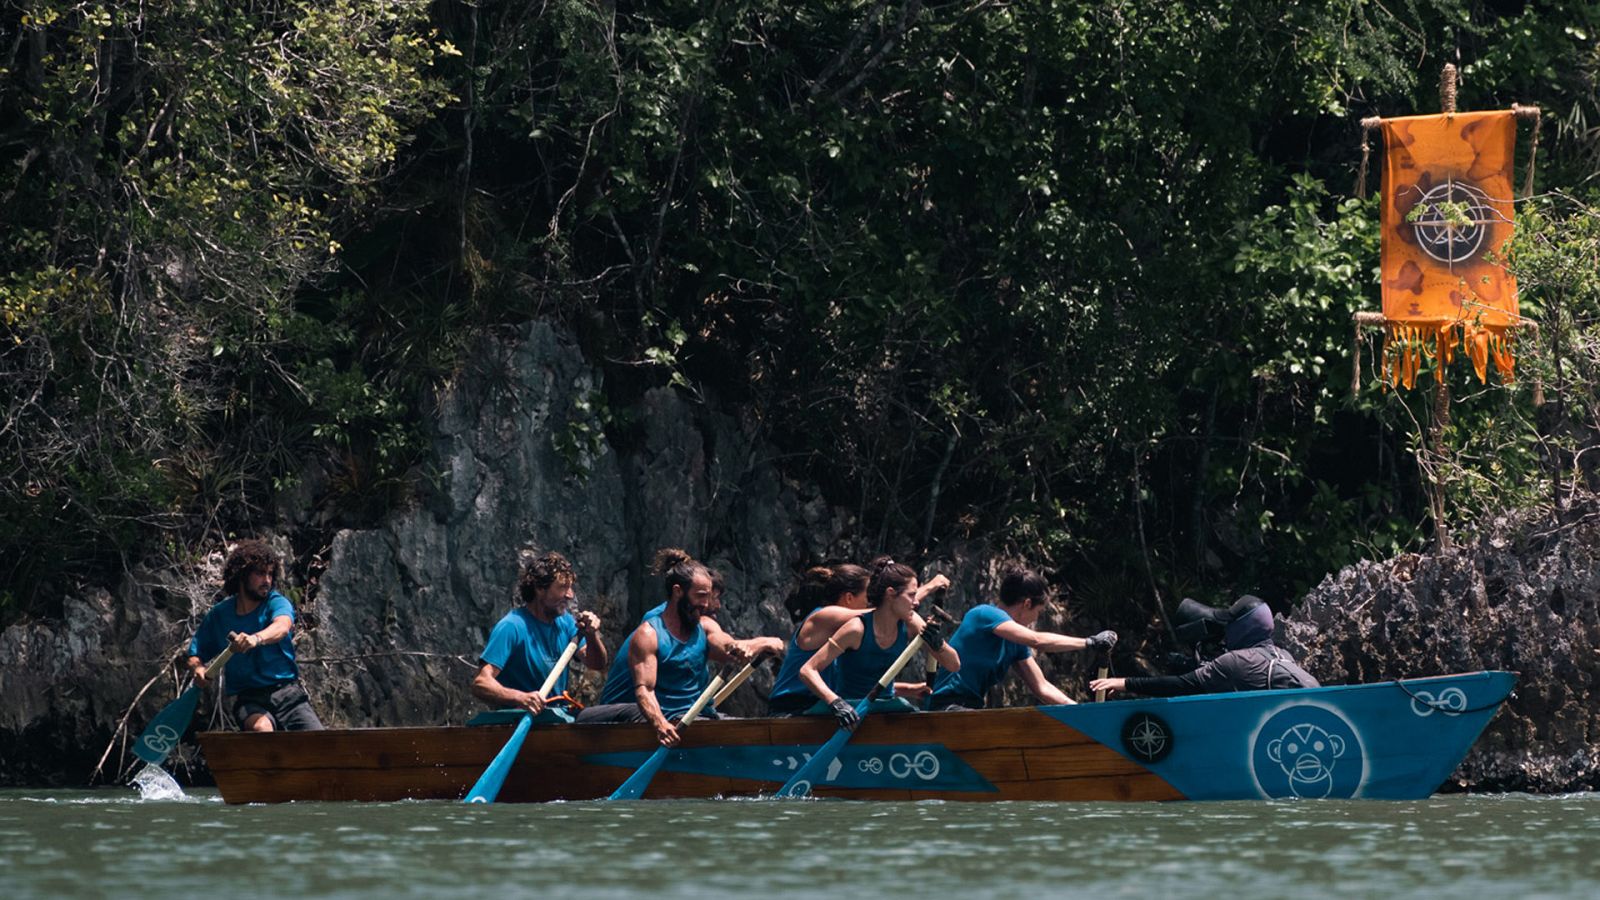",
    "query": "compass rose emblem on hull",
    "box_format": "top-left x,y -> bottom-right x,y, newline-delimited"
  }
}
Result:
1120,712 -> 1173,764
